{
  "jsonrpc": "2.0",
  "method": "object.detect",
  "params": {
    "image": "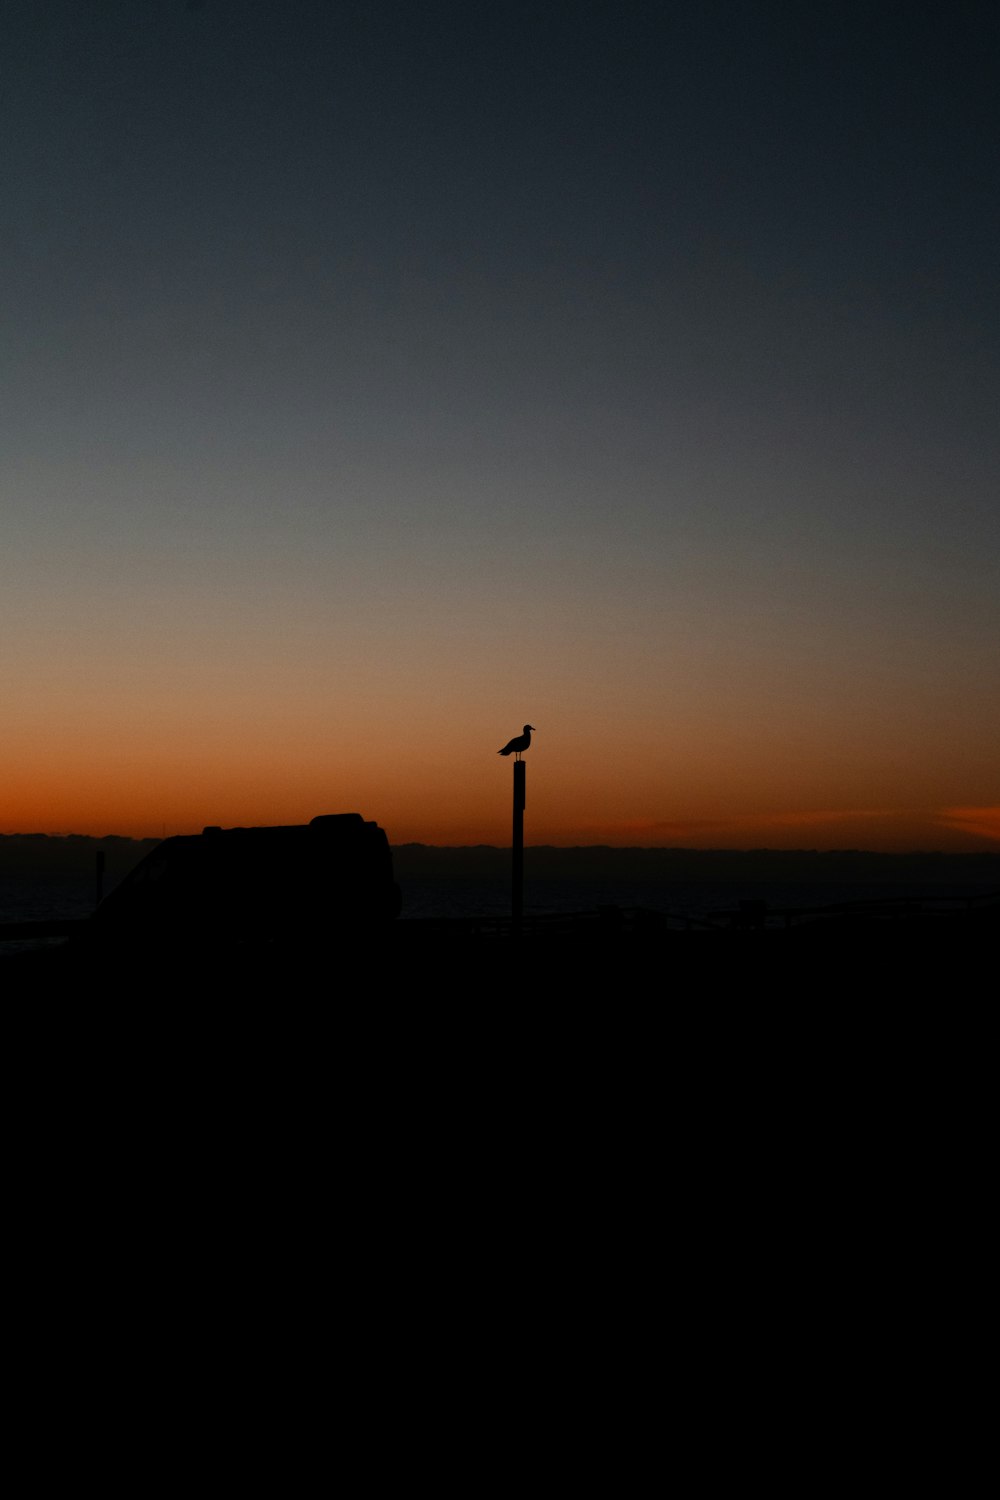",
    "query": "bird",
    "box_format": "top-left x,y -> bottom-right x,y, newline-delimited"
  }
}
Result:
498,725 -> 536,760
